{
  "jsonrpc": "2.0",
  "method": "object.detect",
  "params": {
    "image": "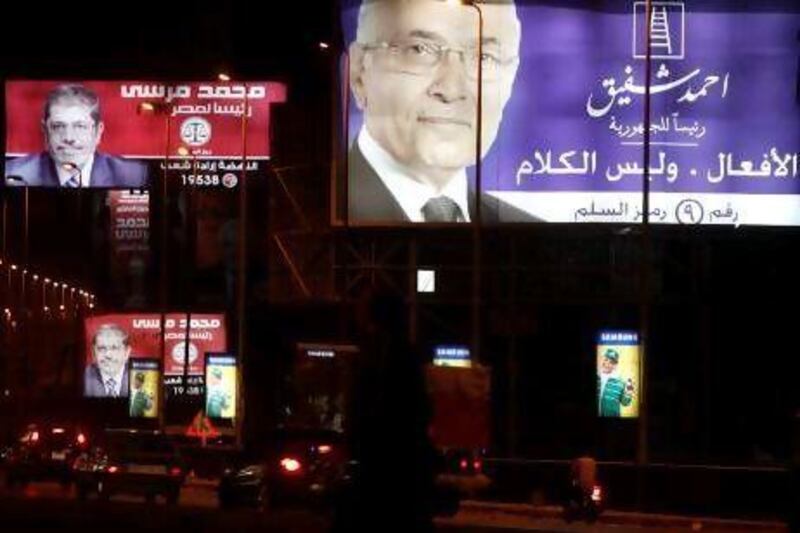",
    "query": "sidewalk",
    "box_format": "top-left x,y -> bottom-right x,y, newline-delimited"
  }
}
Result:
456,500 -> 788,532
